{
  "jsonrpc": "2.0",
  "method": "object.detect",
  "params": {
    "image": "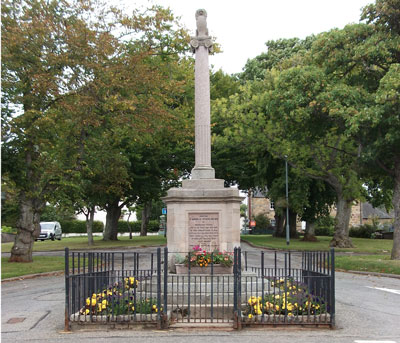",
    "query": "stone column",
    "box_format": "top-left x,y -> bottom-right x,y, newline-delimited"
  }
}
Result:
190,9 -> 215,180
